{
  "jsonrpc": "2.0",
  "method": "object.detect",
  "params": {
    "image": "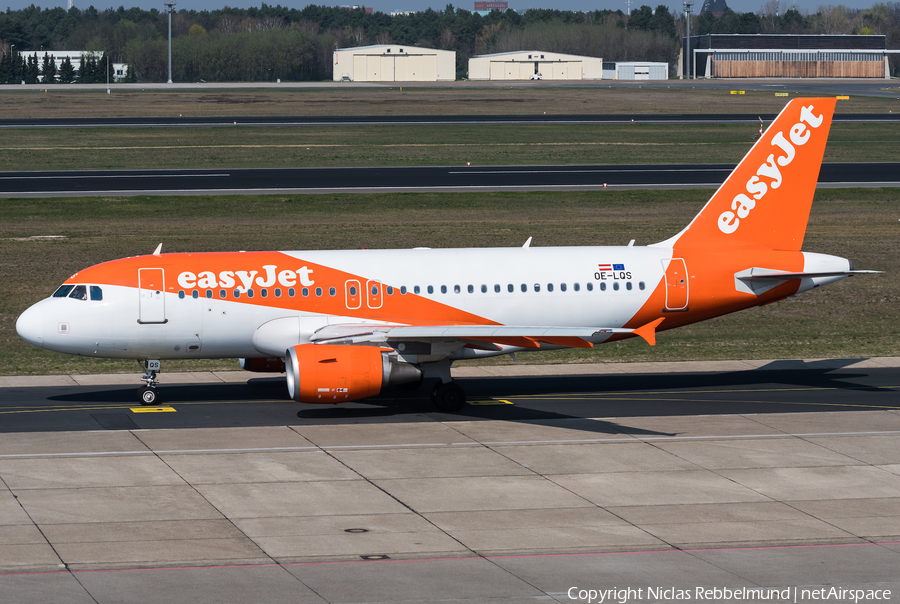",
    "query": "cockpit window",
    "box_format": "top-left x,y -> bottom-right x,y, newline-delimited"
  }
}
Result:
68,285 -> 87,300
53,285 -> 74,298
90,286 -> 103,301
